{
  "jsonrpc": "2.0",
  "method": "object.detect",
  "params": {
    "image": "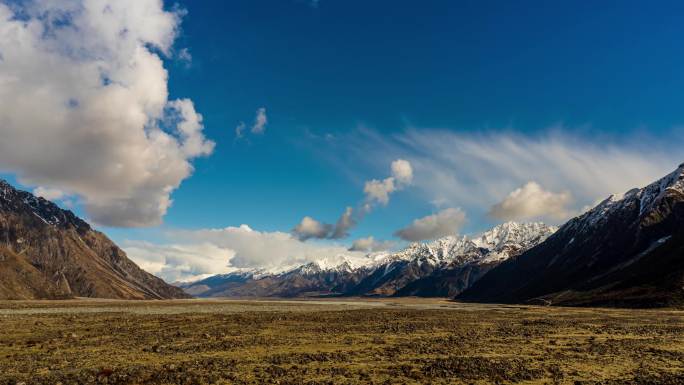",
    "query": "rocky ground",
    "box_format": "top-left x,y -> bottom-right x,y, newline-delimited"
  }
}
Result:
0,299 -> 682,384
